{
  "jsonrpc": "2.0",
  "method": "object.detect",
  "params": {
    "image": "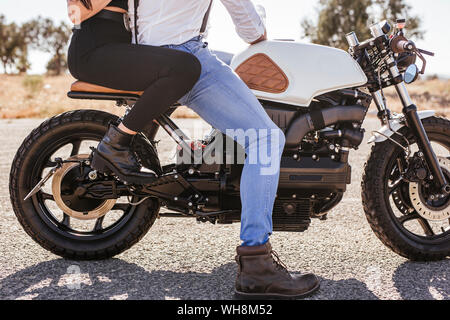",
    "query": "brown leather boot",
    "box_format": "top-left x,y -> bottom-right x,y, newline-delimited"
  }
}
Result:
235,241 -> 320,299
